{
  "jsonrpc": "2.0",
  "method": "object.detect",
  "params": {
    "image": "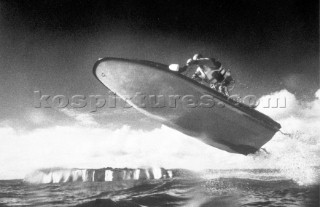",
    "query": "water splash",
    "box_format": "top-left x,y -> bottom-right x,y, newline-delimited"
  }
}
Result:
24,167 -> 173,184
